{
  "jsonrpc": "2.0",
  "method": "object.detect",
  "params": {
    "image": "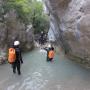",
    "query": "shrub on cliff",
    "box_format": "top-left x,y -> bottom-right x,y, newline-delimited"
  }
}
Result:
2,0 -> 49,34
